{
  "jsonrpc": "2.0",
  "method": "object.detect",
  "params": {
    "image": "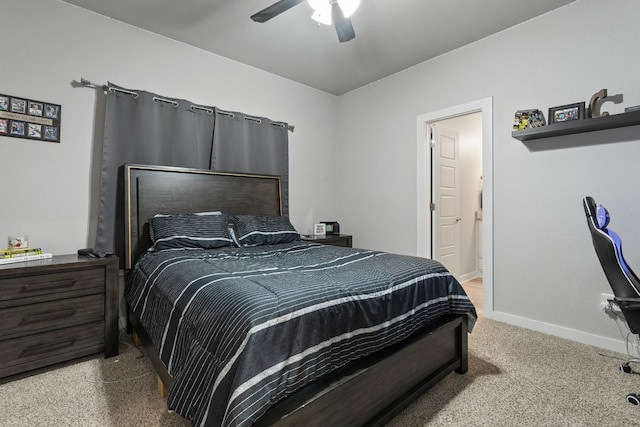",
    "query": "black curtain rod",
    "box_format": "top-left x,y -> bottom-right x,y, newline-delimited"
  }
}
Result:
76,78 -> 295,132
